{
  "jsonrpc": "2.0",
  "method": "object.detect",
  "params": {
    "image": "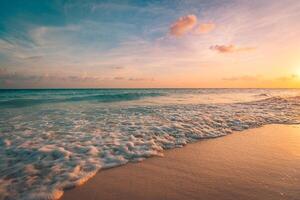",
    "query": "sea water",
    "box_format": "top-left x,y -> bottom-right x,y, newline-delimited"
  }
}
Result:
1,89 -> 300,199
